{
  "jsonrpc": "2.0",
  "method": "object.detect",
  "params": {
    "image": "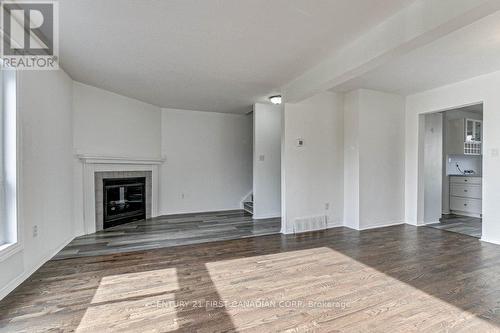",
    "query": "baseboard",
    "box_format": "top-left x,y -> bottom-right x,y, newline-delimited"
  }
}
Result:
424,220 -> 440,225
357,221 -> 405,231
0,235 -> 74,301
253,213 -> 281,220
480,237 -> 500,246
